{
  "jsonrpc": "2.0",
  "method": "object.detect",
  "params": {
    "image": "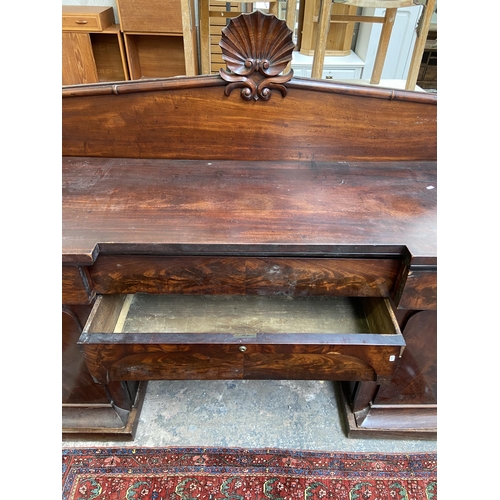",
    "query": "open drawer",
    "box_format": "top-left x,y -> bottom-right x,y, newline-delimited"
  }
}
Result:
79,294 -> 405,385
